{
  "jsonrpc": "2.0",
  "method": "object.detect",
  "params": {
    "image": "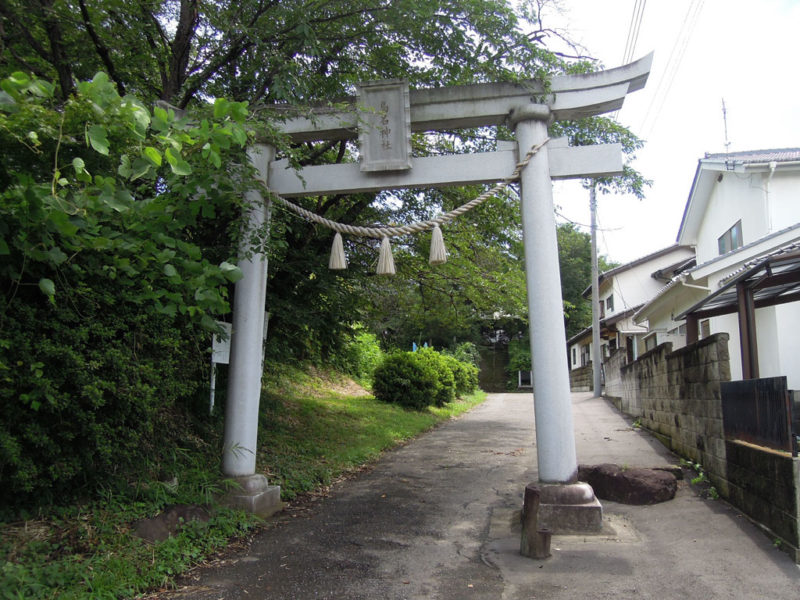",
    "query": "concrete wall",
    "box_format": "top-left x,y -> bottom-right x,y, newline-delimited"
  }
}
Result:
569,364 -> 593,392
603,332 -> 800,559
